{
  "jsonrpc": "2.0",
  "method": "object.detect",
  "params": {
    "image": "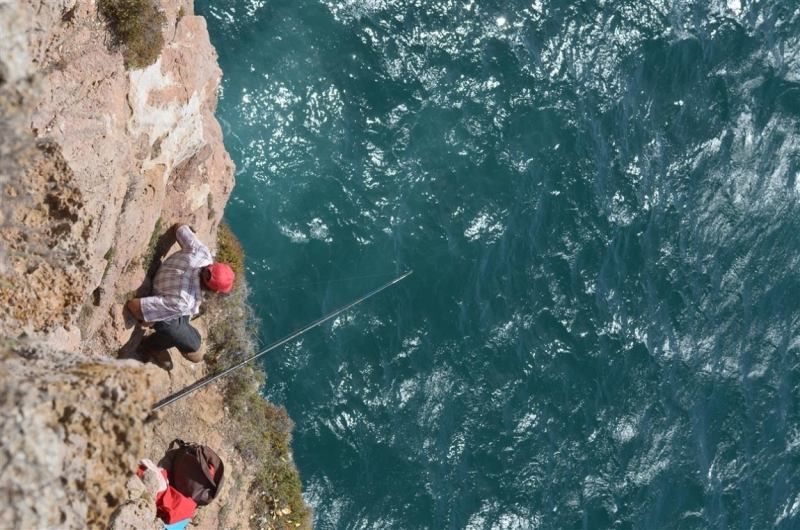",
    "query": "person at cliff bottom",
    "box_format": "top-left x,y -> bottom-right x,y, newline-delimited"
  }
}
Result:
125,222 -> 235,371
